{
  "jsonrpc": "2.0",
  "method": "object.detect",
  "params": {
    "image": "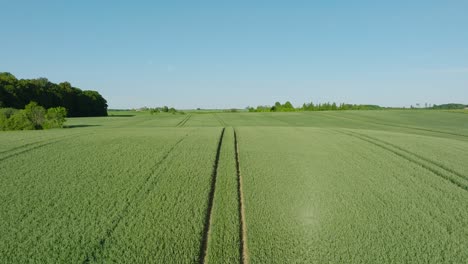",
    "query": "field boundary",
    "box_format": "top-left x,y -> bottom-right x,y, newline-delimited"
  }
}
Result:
82,134 -> 189,263
234,129 -> 249,264
176,114 -> 192,127
338,129 -> 468,191
200,128 -> 225,264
